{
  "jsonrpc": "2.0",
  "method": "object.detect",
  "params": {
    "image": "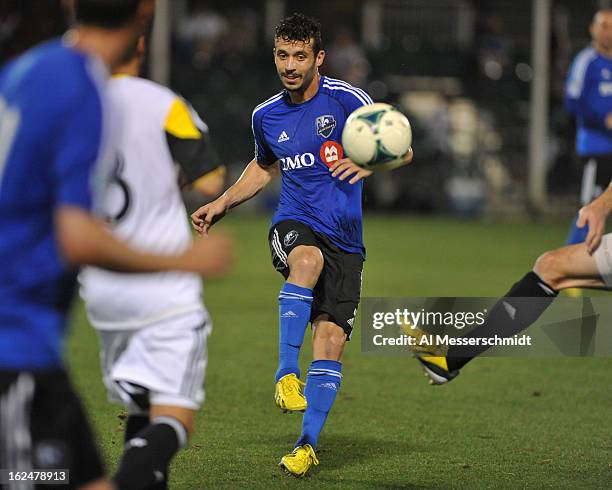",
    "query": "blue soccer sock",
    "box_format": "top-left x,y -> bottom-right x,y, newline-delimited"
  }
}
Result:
295,360 -> 342,450
275,283 -> 313,382
566,212 -> 588,245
